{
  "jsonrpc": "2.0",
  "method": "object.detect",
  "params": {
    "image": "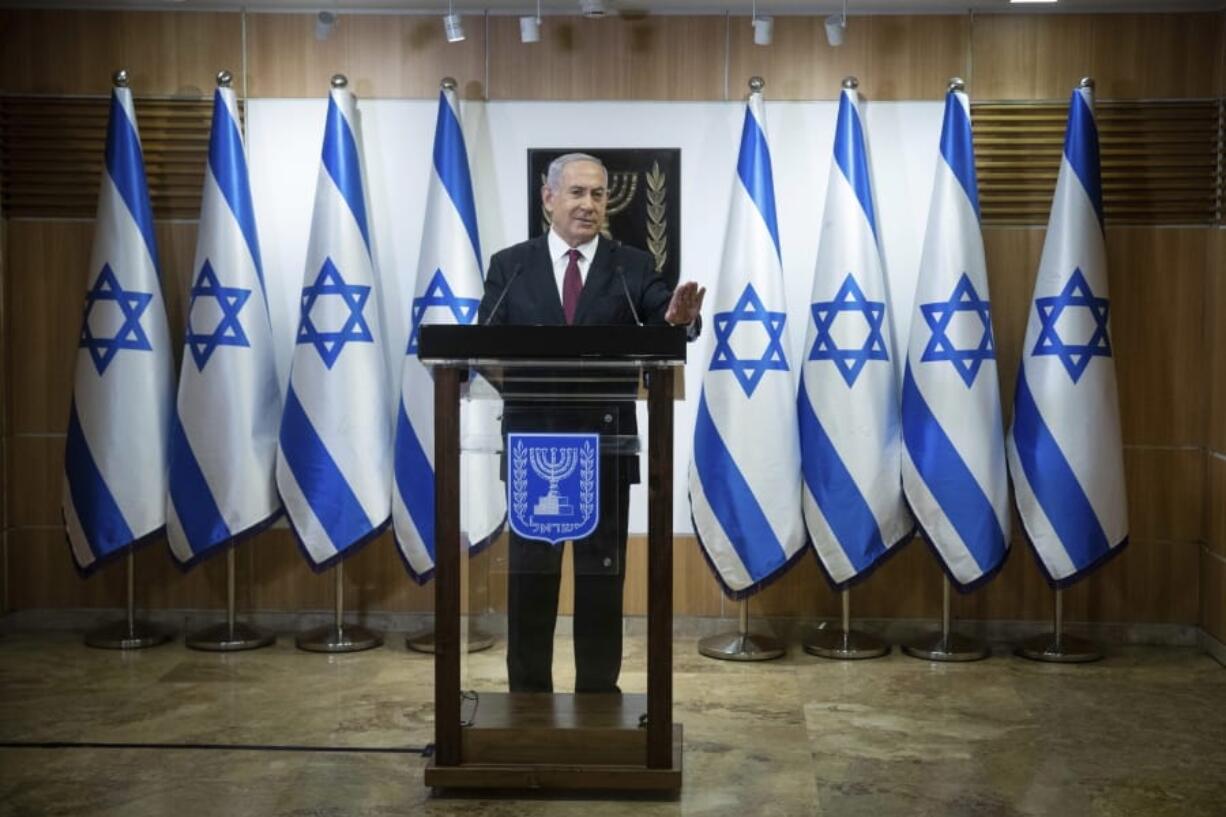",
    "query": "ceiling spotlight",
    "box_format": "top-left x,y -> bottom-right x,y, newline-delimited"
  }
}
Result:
825,0 -> 847,47
444,0 -> 464,43
315,10 -> 336,41
753,15 -> 773,46
580,0 -> 606,18
825,14 -> 845,46
521,0 -> 541,42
